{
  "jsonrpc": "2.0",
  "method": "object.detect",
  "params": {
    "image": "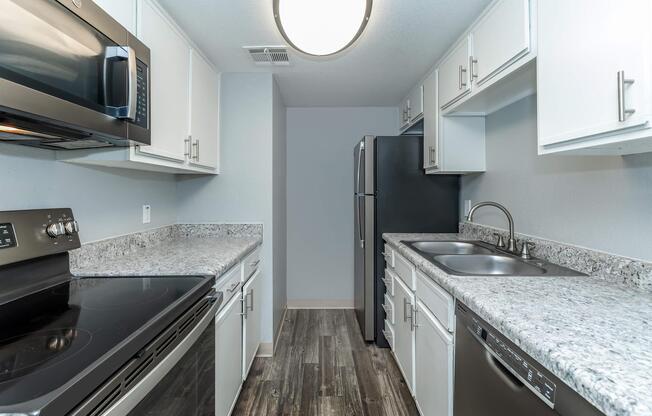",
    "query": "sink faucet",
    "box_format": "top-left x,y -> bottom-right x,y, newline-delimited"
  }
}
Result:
466,201 -> 517,253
